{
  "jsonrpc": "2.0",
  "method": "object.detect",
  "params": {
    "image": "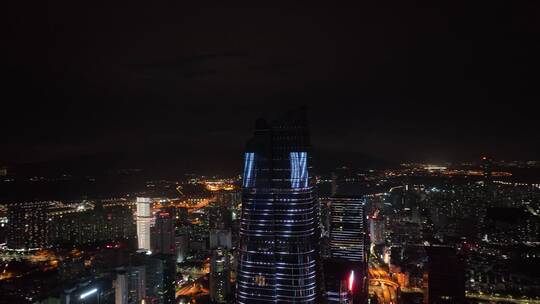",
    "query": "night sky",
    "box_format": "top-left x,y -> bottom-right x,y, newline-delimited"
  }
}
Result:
3,1 -> 540,174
